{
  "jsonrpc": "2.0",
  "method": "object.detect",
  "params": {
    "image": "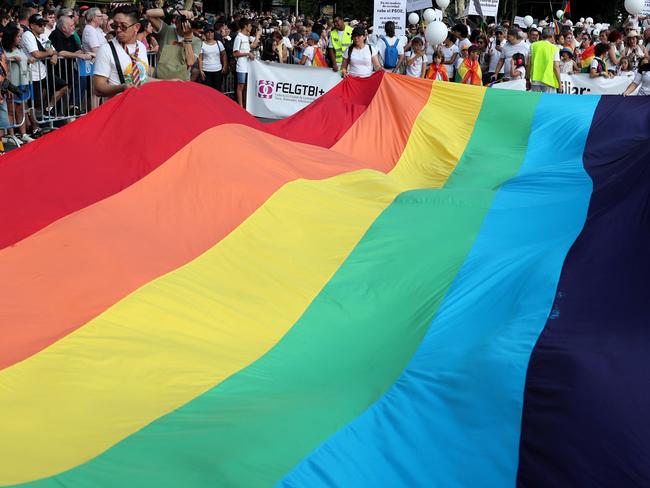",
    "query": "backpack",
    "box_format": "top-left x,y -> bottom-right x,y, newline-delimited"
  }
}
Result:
381,36 -> 399,69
